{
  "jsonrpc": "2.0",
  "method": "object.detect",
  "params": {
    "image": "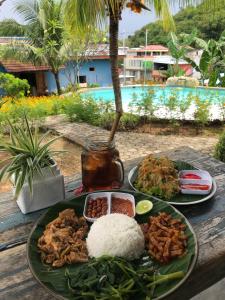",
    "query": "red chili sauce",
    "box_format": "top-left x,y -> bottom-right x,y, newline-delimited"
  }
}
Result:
111,197 -> 134,217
